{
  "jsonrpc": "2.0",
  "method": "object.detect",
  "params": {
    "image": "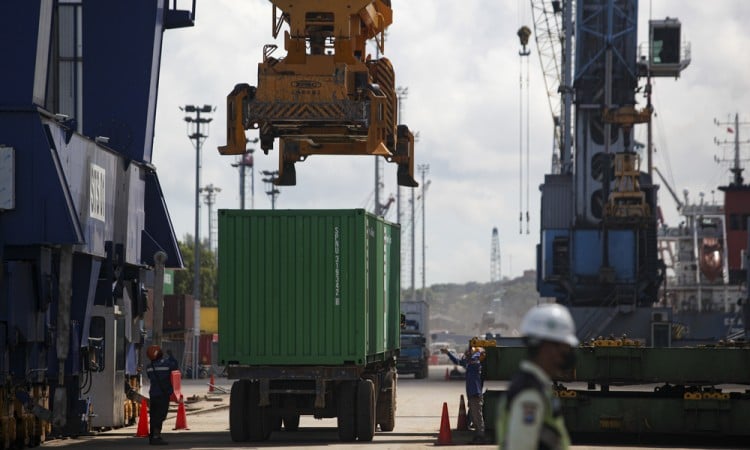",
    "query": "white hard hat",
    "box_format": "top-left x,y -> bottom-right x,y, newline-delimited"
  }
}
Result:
520,303 -> 579,347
